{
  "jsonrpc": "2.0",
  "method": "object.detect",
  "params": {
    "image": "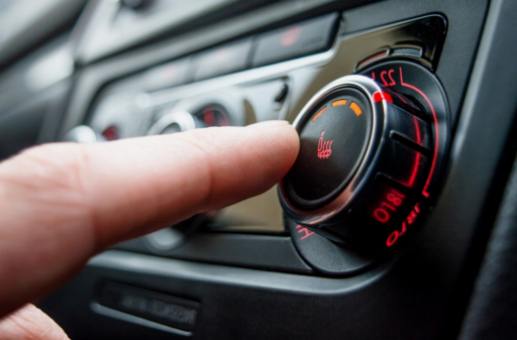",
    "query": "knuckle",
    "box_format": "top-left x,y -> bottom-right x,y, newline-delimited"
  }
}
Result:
176,131 -> 216,207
